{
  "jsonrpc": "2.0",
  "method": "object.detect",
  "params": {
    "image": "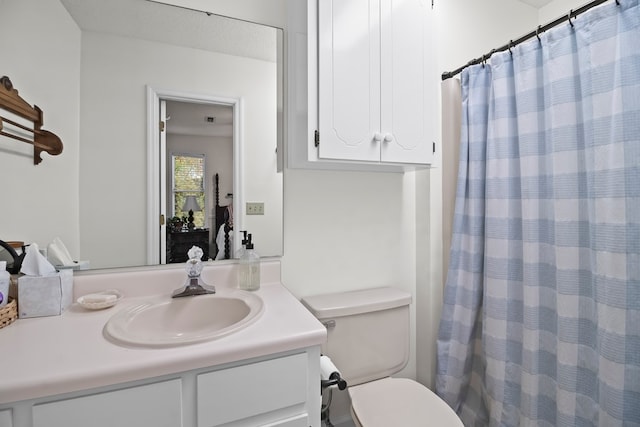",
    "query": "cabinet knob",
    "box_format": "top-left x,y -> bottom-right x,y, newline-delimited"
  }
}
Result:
374,133 -> 394,143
